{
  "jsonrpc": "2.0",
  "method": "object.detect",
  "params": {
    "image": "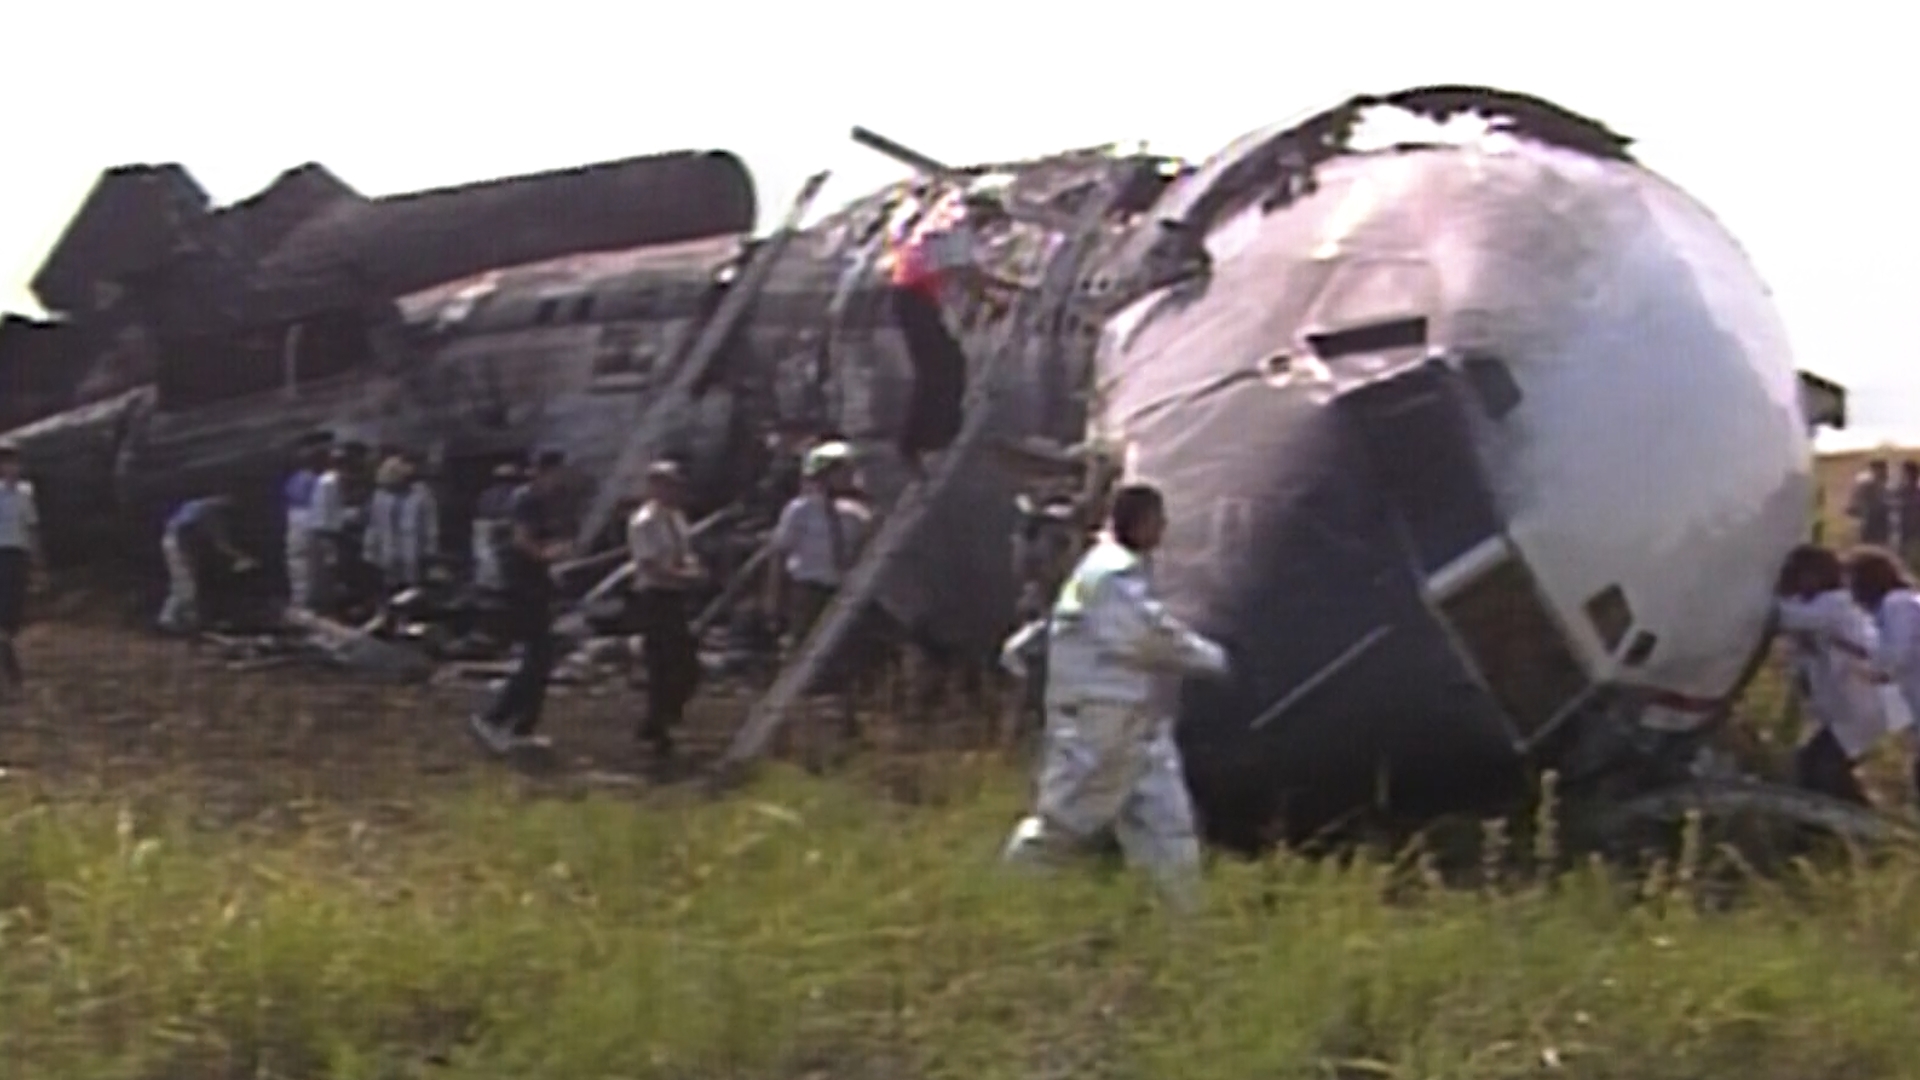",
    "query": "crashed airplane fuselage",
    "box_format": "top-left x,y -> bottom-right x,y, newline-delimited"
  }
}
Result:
1,85 -> 1850,847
